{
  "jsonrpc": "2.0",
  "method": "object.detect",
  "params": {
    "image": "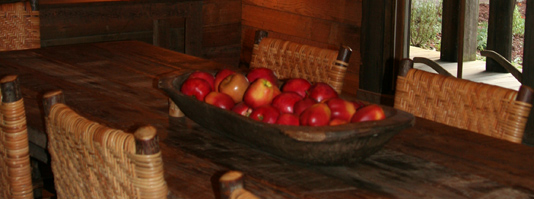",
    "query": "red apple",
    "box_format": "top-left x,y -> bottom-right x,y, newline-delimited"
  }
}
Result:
249,105 -> 280,124
326,98 -> 356,122
352,100 -> 366,110
219,73 -> 250,103
351,104 -> 386,123
293,98 -> 316,116
276,113 -> 300,126
282,78 -> 311,97
329,118 -> 348,126
243,78 -> 281,109
247,67 -> 278,87
307,82 -> 338,102
180,78 -> 212,101
232,102 -> 253,117
189,71 -> 215,90
204,92 -> 235,110
271,92 -> 303,114
214,69 -> 236,92
299,103 -> 331,126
